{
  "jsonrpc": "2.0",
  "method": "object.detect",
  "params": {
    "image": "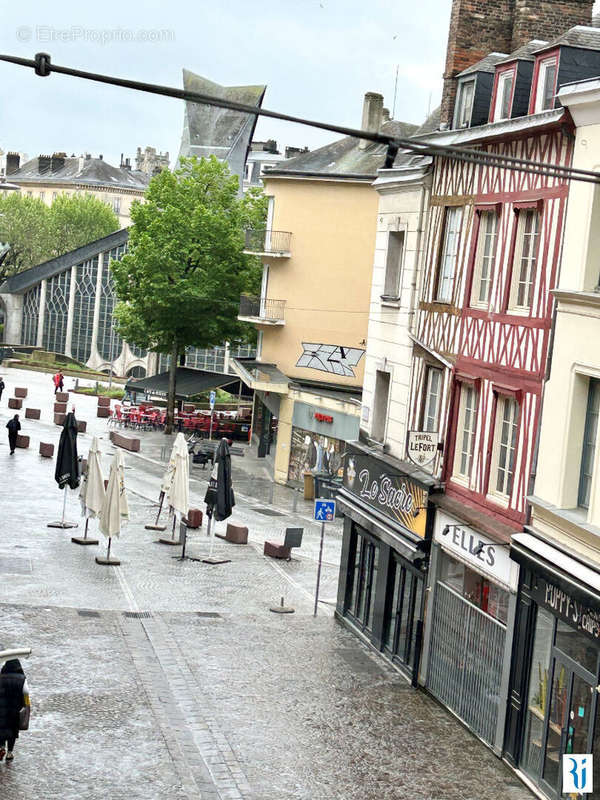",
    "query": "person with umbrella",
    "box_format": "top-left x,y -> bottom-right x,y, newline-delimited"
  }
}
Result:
48,411 -> 80,529
203,438 -> 235,563
6,414 -> 20,455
